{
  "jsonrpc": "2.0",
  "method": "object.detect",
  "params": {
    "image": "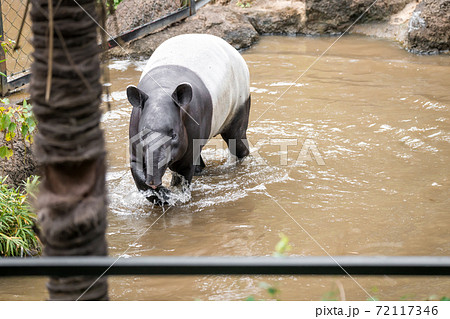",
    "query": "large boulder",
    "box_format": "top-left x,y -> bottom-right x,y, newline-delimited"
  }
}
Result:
406,0 -> 450,54
108,4 -> 259,58
106,0 -> 181,37
305,0 -> 411,34
349,1 -> 419,46
104,0 -> 449,58
243,1 -> 306,35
